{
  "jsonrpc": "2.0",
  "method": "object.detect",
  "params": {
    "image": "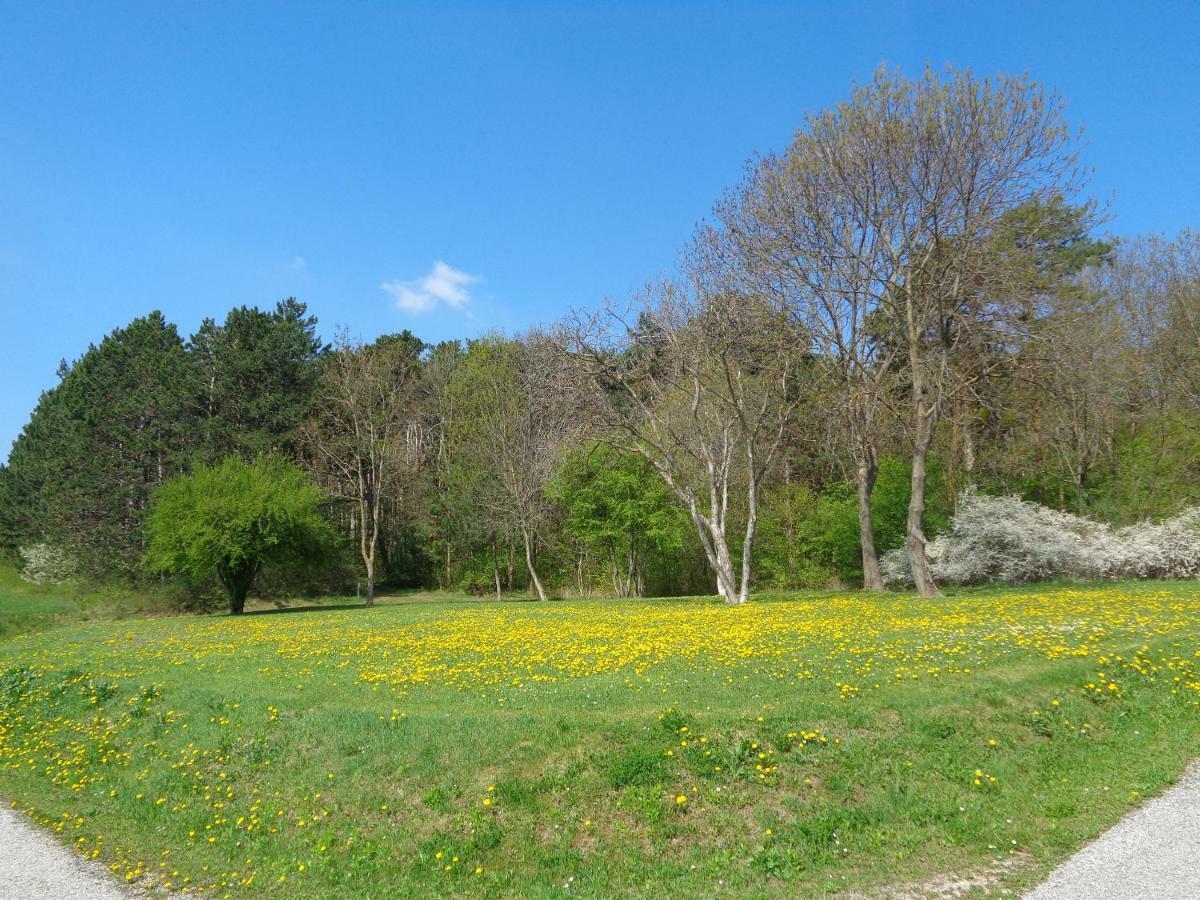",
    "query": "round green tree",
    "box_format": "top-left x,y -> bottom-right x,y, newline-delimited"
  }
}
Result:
145,456 -> 331,614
